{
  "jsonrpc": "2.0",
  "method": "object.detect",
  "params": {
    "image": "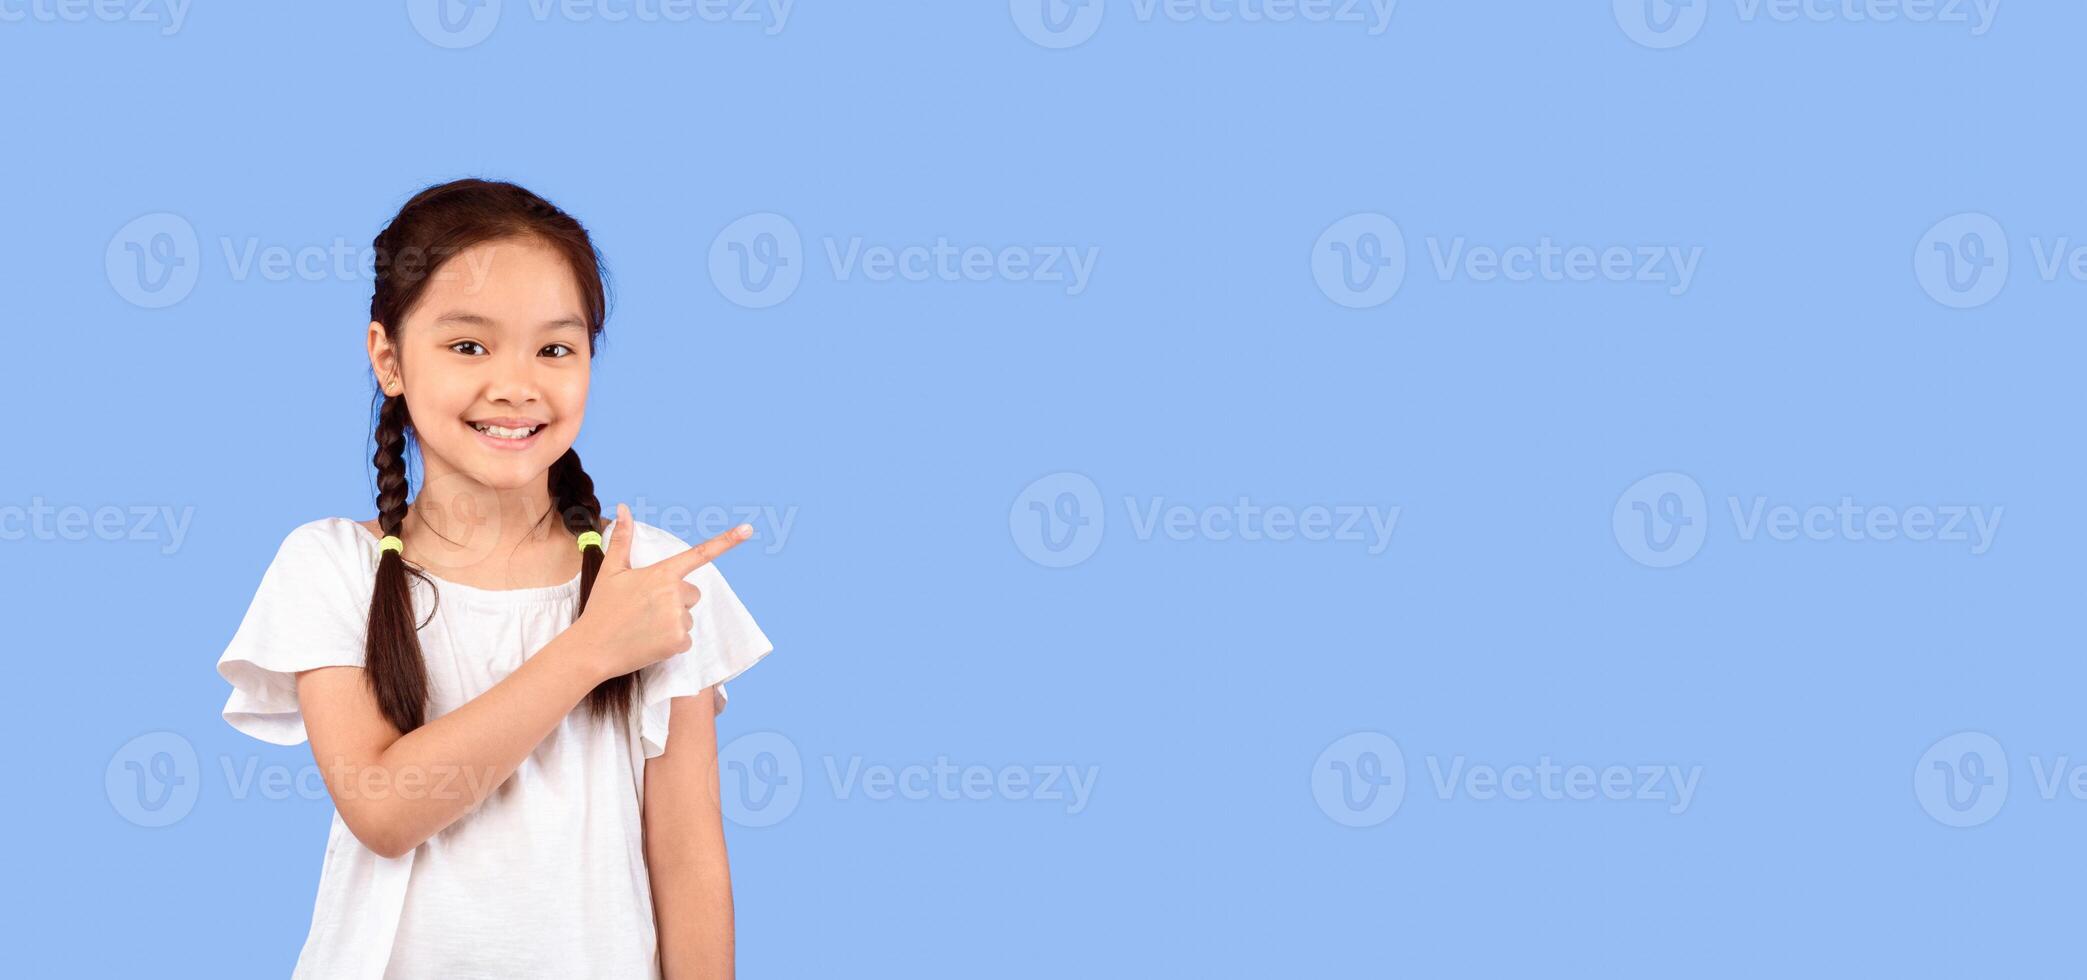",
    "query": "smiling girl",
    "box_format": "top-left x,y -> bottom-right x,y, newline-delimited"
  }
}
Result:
214,178 -> 773,979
